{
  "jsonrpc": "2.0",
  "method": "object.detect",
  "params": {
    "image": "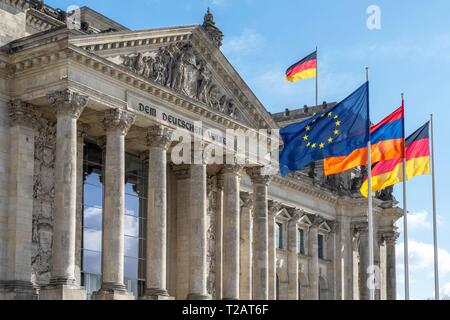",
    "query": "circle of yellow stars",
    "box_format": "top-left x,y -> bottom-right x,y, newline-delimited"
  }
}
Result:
301,111 -> 342,149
